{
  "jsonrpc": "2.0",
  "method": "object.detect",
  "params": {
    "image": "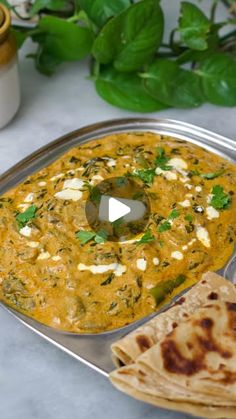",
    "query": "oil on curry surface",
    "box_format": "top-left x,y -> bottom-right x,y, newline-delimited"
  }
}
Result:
0,132 -> 235,333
